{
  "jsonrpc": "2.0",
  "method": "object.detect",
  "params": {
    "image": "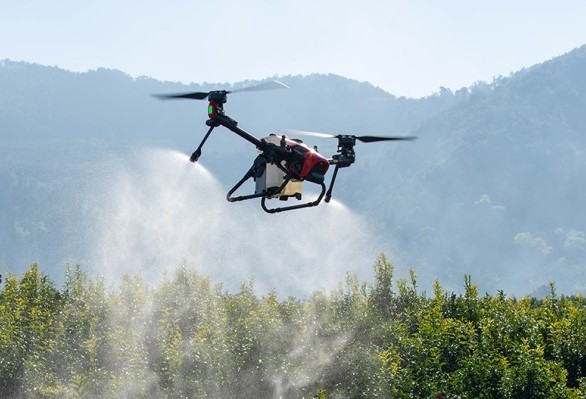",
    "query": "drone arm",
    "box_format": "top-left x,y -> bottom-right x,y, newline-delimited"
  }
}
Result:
213,113 -> 299,168
190,111 -> 267,164
214,114 -> 264,149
